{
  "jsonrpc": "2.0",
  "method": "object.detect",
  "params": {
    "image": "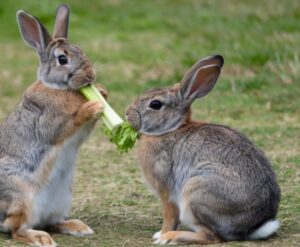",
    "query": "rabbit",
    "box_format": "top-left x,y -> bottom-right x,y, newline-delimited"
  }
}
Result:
126,55 -> 281,245
0,4 -> 107,247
